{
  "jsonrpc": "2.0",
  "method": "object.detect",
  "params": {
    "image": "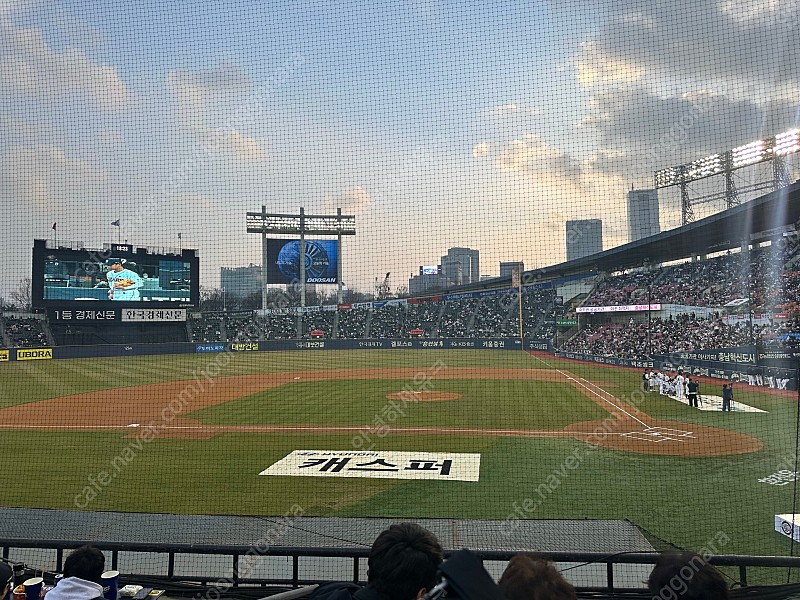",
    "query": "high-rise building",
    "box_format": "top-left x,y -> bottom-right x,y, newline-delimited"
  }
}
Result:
220,264 -> 262,298
628,189 -> 660,242
500,261 -> 524,278
408,266 -> 443,295
440,247 -> 480,287
565,220 -> 602,261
